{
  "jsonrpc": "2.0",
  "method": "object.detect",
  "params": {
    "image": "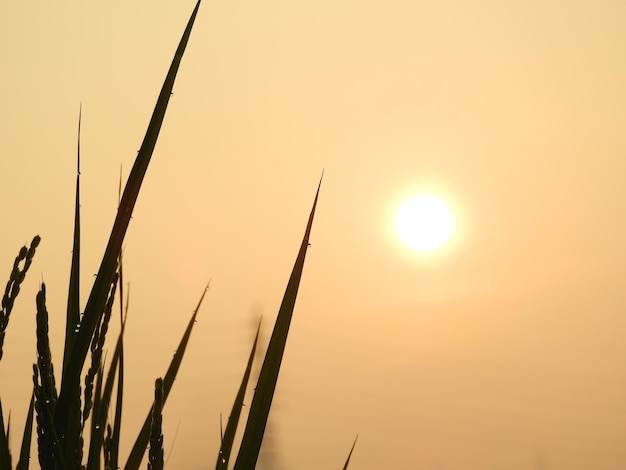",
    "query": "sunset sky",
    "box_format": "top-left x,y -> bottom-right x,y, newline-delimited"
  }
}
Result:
2,1 -> 626,469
